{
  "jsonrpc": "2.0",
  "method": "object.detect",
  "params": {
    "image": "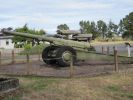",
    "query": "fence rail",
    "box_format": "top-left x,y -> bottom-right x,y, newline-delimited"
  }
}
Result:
0,49 -> 41,66
0,47 -> 132,77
